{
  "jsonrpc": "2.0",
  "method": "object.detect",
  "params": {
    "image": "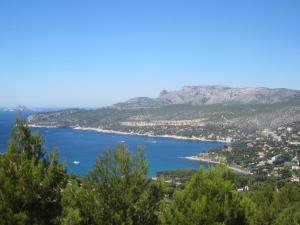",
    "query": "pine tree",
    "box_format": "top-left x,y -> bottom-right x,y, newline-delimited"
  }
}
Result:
0,116 -> 67,225
60,144 -> 164,225
160,165 -> 253,225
